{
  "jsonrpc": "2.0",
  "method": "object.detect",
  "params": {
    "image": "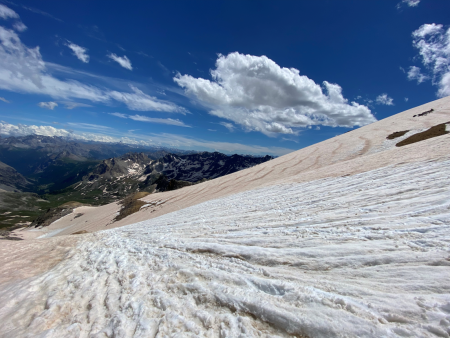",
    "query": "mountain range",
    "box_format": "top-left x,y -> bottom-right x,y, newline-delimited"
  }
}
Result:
0,136 -> 273,229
